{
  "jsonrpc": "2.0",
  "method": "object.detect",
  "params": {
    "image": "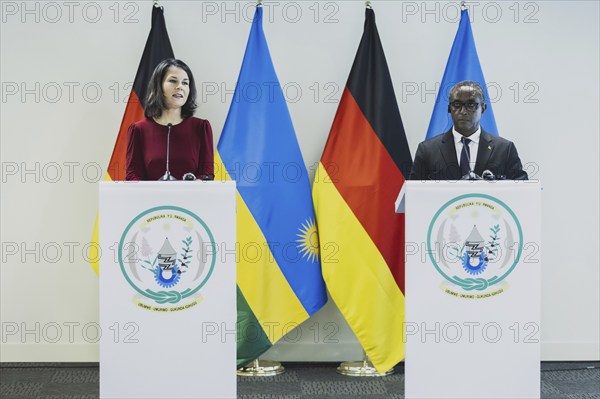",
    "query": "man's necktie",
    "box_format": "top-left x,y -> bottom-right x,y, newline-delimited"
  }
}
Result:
460,137 -> 471,177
